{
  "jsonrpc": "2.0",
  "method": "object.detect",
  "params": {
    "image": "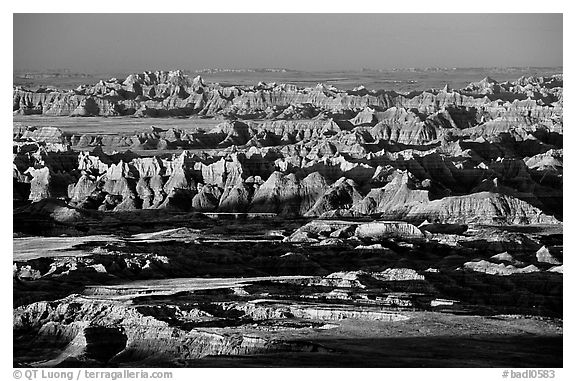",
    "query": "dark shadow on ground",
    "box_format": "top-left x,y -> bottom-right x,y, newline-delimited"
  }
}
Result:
185,334 -> 562,368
